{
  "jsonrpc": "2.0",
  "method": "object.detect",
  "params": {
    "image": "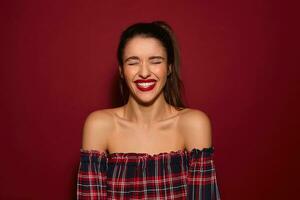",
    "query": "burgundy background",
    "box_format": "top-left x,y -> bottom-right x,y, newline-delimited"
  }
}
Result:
1,0 -> 298,199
